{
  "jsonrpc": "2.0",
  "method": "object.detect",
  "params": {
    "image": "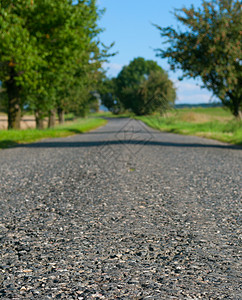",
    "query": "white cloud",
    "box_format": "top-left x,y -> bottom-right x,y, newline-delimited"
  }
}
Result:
102,62 -> 123,77
176,94 -> 213,104
171,78 -> 216,104
174,81 -> 202,91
